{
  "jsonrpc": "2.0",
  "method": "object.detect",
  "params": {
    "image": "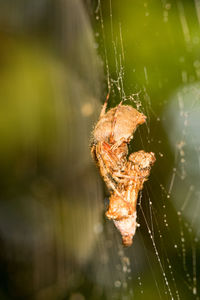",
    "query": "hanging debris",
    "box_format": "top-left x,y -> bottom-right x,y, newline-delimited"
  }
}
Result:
91,97 -> 156,246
